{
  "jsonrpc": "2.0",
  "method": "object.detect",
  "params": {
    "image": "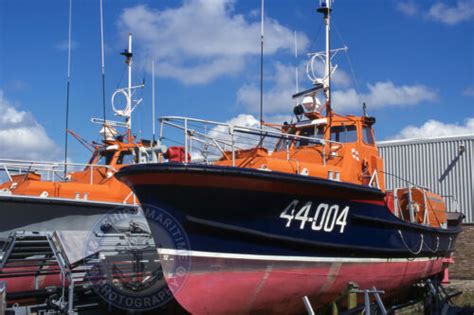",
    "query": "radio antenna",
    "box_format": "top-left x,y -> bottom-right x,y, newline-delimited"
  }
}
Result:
63,0 -> 72,176
152,60 -> 156,143
294,30 -> 299,105
99,0 -> 107,140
